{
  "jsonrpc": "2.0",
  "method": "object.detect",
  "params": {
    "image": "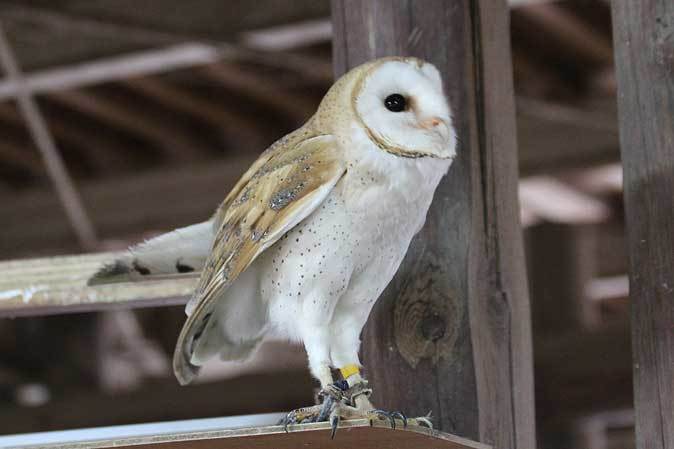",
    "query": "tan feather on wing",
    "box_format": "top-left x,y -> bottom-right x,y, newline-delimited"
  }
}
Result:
173,131 -> 346,384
